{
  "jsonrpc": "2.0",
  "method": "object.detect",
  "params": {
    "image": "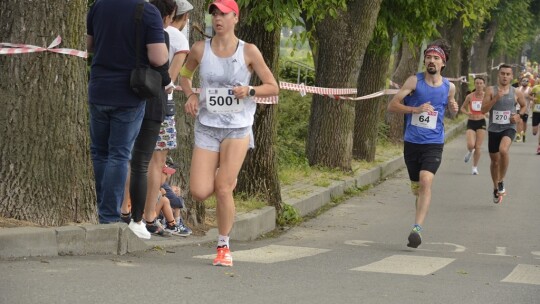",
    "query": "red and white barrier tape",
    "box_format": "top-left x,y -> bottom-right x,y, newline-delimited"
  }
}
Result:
279,81 -> 357,96
0,36 -> 87,58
